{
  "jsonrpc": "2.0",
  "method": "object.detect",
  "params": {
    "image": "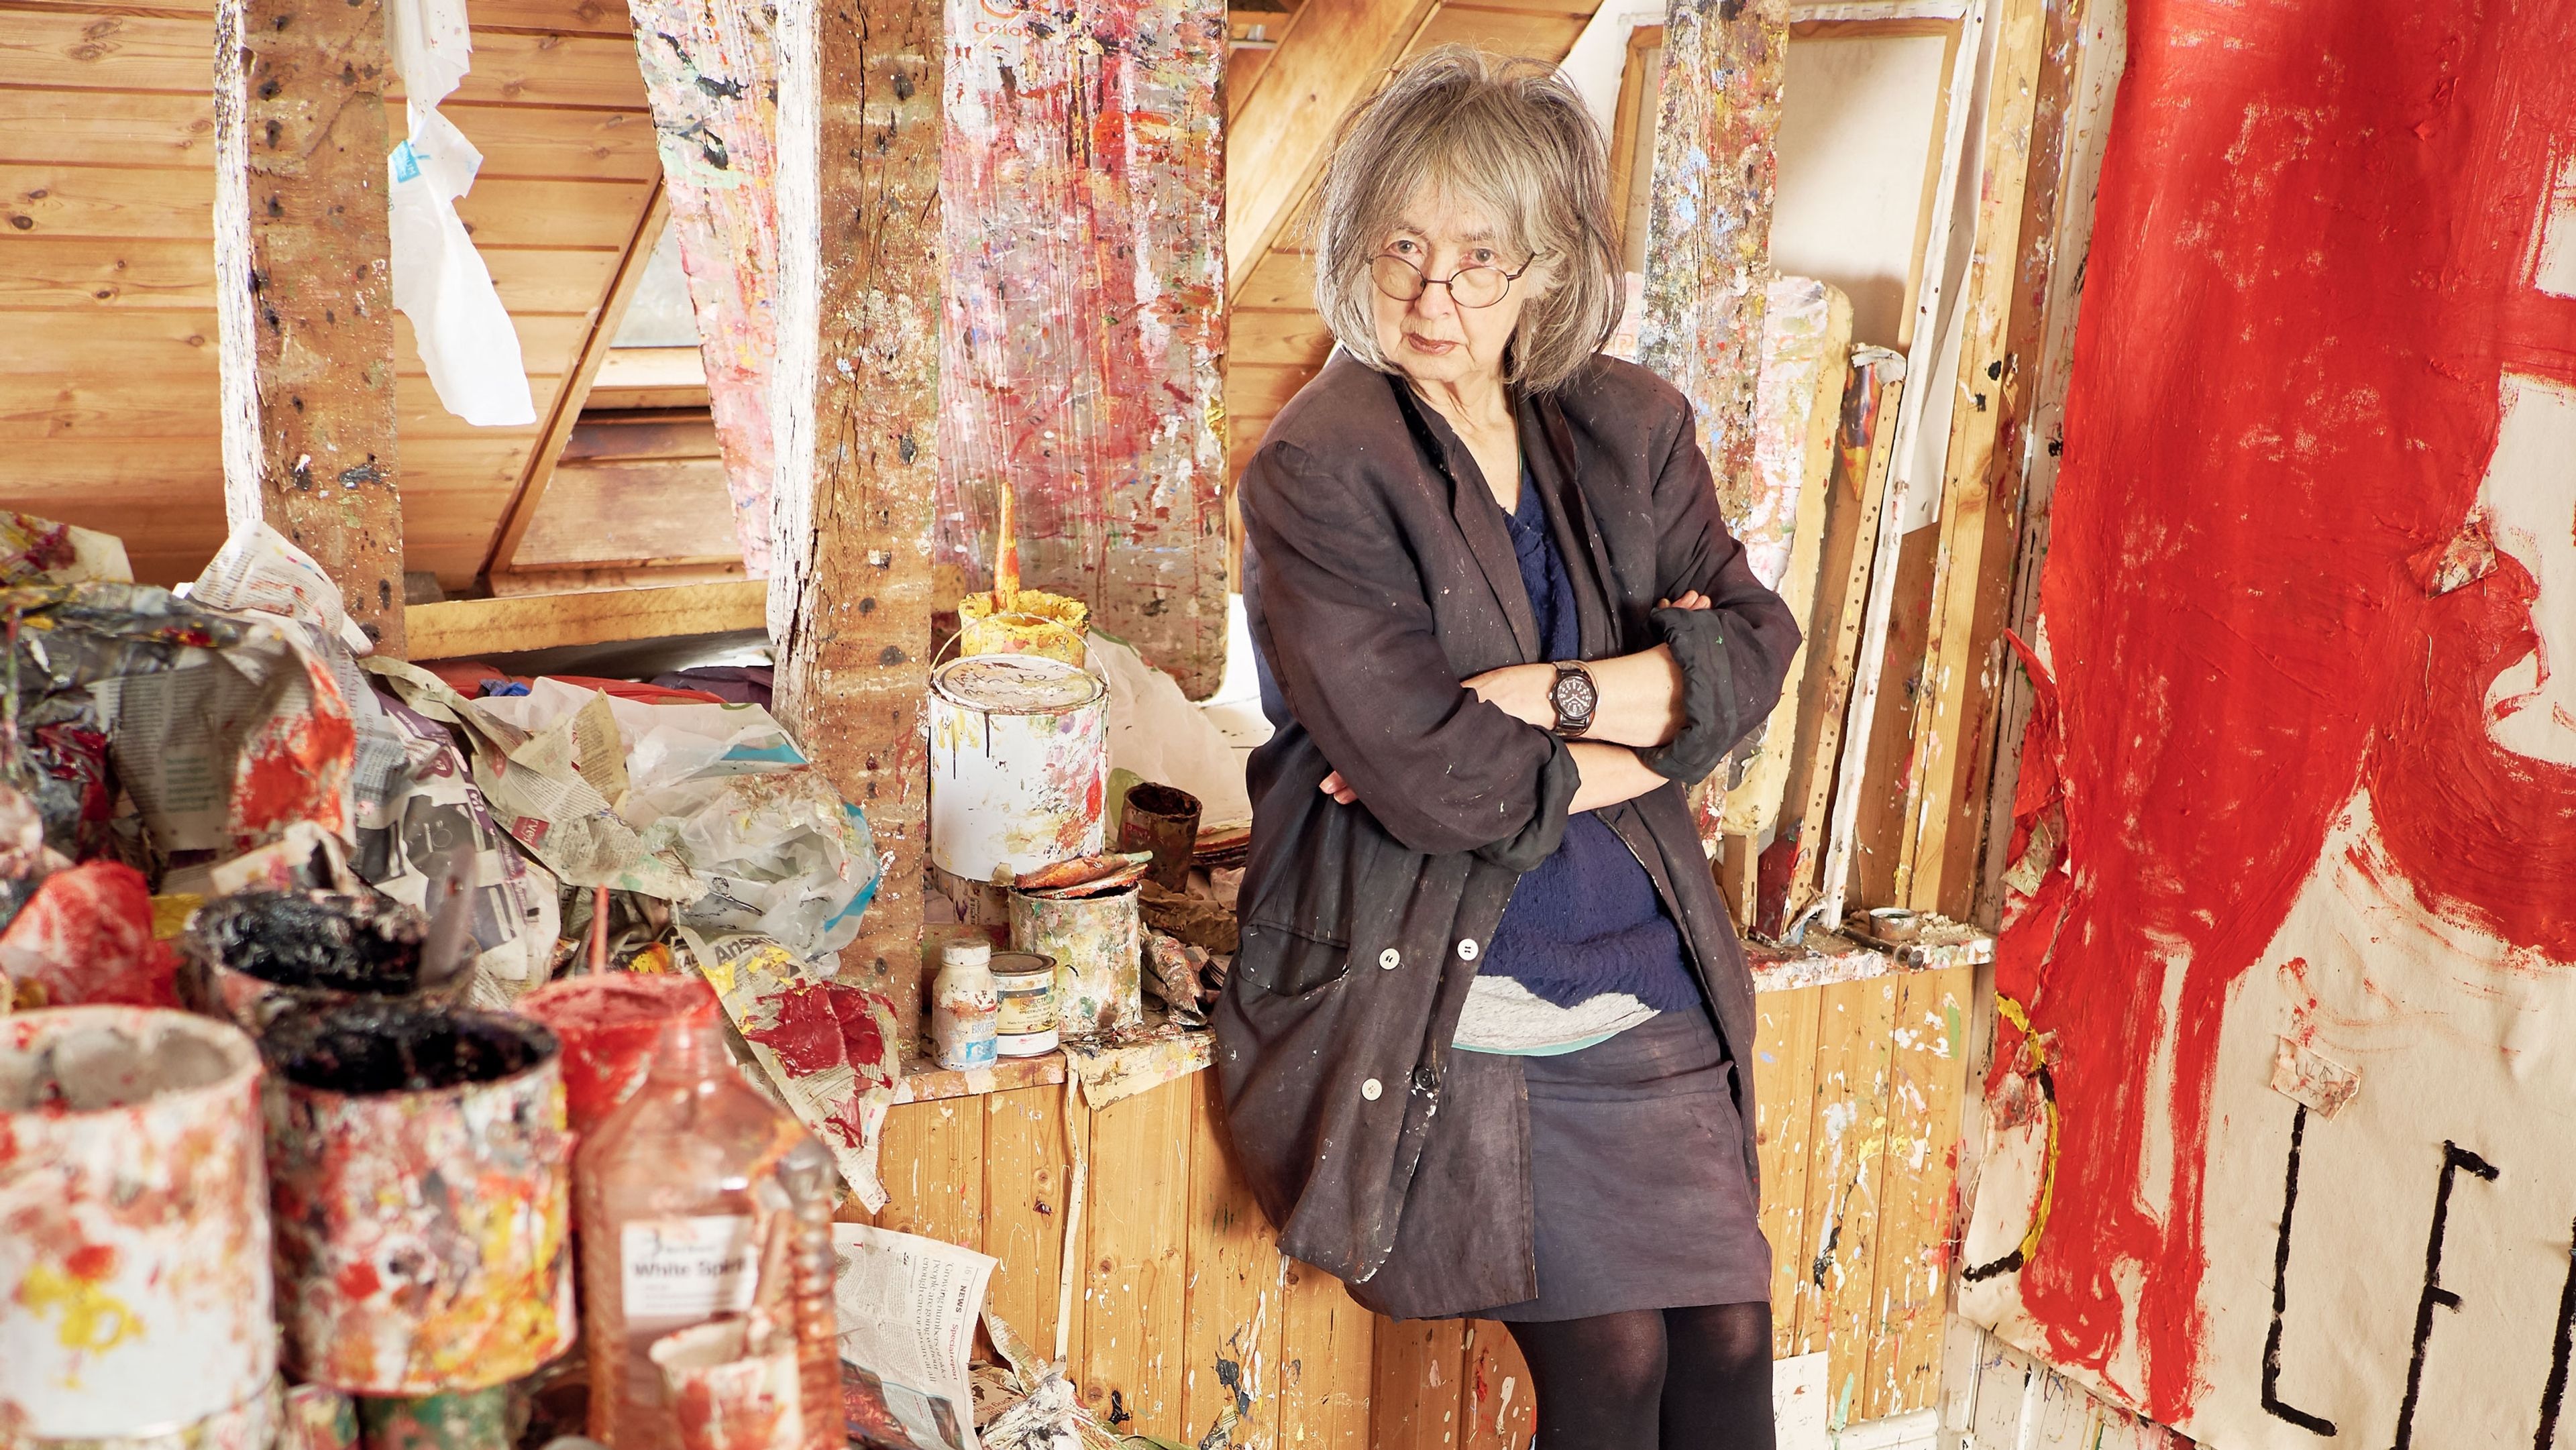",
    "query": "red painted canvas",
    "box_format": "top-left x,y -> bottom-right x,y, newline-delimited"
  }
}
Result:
1957,0 -> 2576,1442
938,0 -> 1230,697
